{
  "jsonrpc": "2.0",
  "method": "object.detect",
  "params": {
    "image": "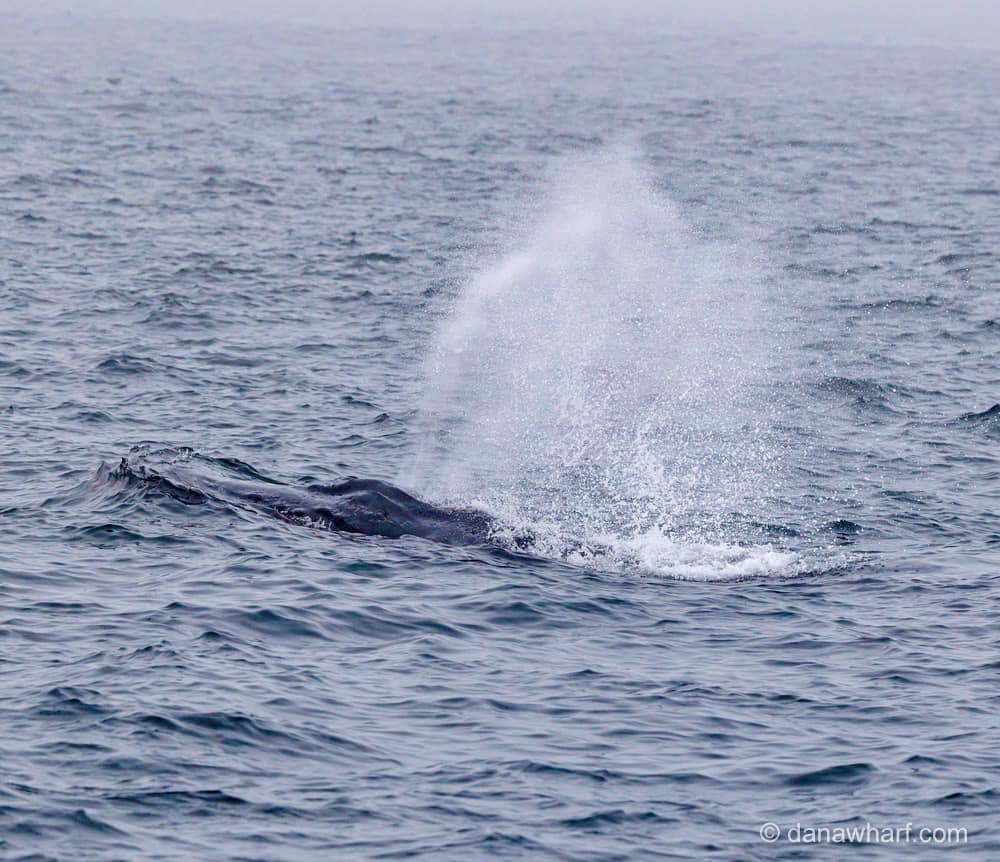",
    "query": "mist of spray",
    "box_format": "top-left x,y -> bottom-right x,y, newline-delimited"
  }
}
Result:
406,150 -> 797,579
